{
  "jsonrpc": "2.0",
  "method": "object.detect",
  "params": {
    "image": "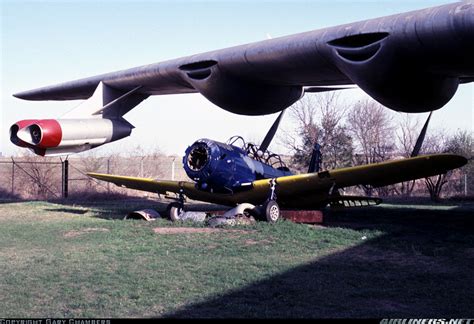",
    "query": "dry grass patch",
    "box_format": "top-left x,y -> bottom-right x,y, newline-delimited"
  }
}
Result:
63,227 -> 110,238
153,227 -> 254,234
